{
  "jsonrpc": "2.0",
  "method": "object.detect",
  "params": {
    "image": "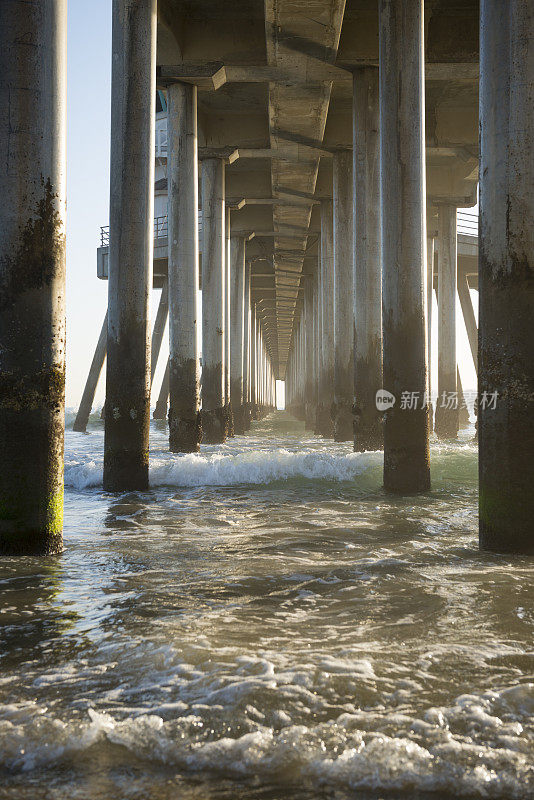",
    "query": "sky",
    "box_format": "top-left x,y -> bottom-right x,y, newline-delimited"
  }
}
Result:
66,1 -> 111,408
65,1 -> 477,411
